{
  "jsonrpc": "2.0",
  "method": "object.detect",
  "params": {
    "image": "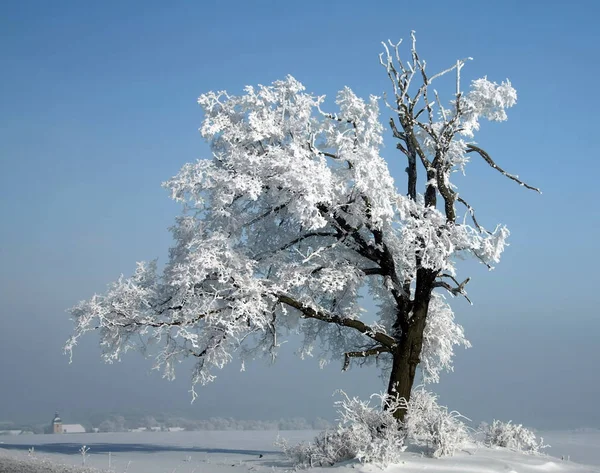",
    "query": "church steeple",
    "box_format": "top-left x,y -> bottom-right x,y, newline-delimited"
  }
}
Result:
52,412 -> 62,434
